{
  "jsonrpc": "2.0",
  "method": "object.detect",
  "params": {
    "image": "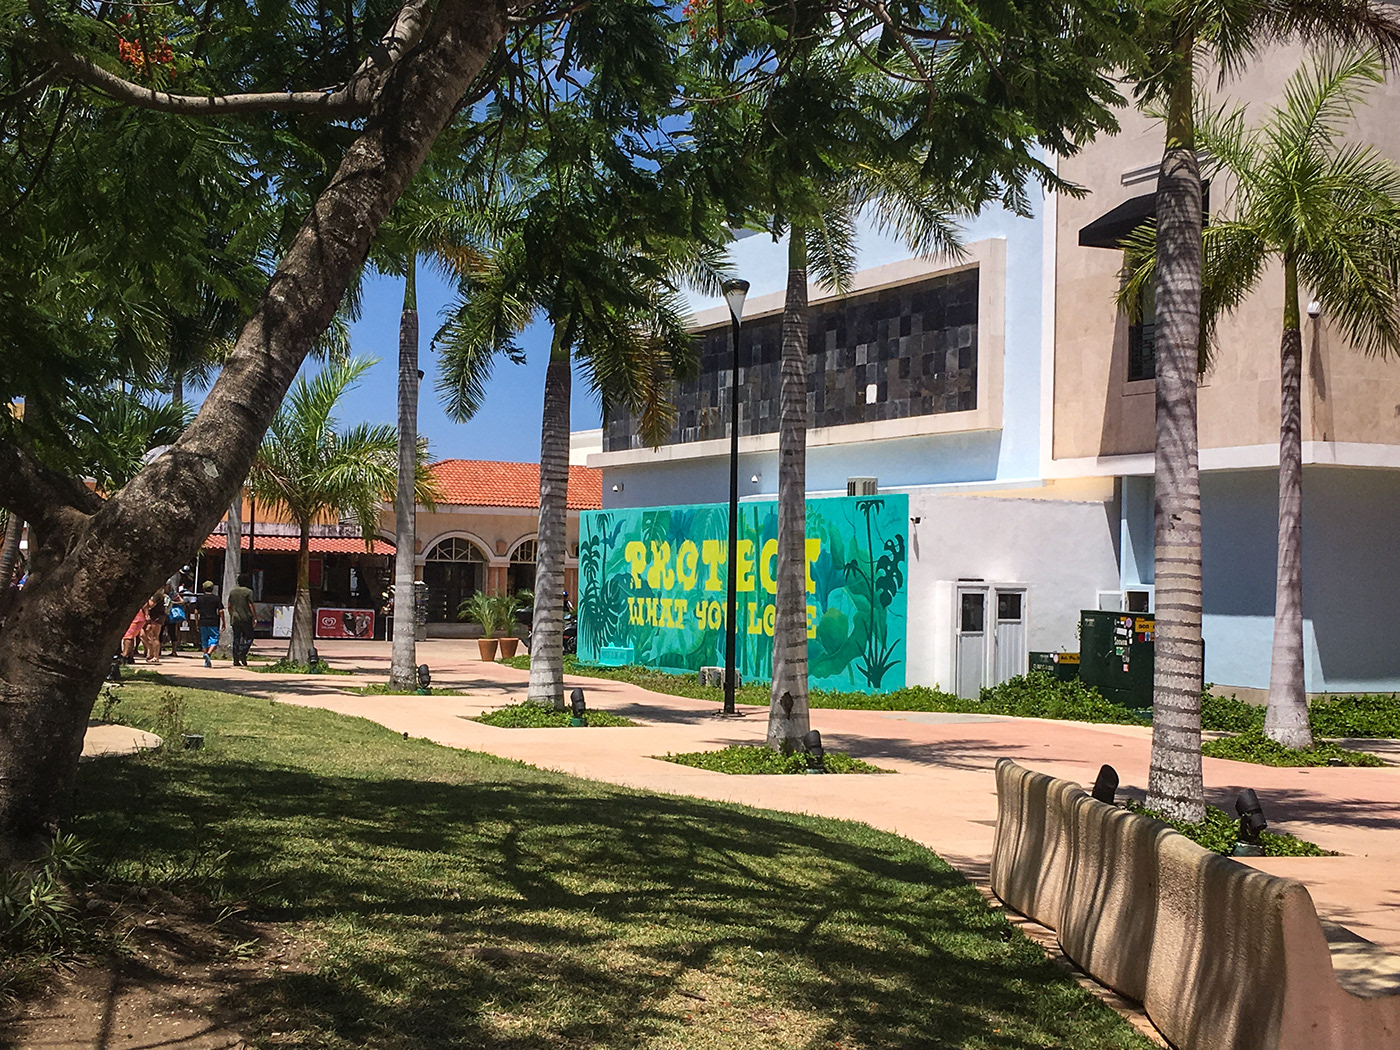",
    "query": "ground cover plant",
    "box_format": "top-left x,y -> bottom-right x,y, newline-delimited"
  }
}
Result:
473,703 -> 637,728
1201,688 -> 1400,738
660,745 -> 891,776
503,657 -> 1147,725
351,684 -> 464,697
1122,799 -> 1328,857
1202,728 -> 1385,767
253,659 -> 352,676
63,680 -> 1155,1049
